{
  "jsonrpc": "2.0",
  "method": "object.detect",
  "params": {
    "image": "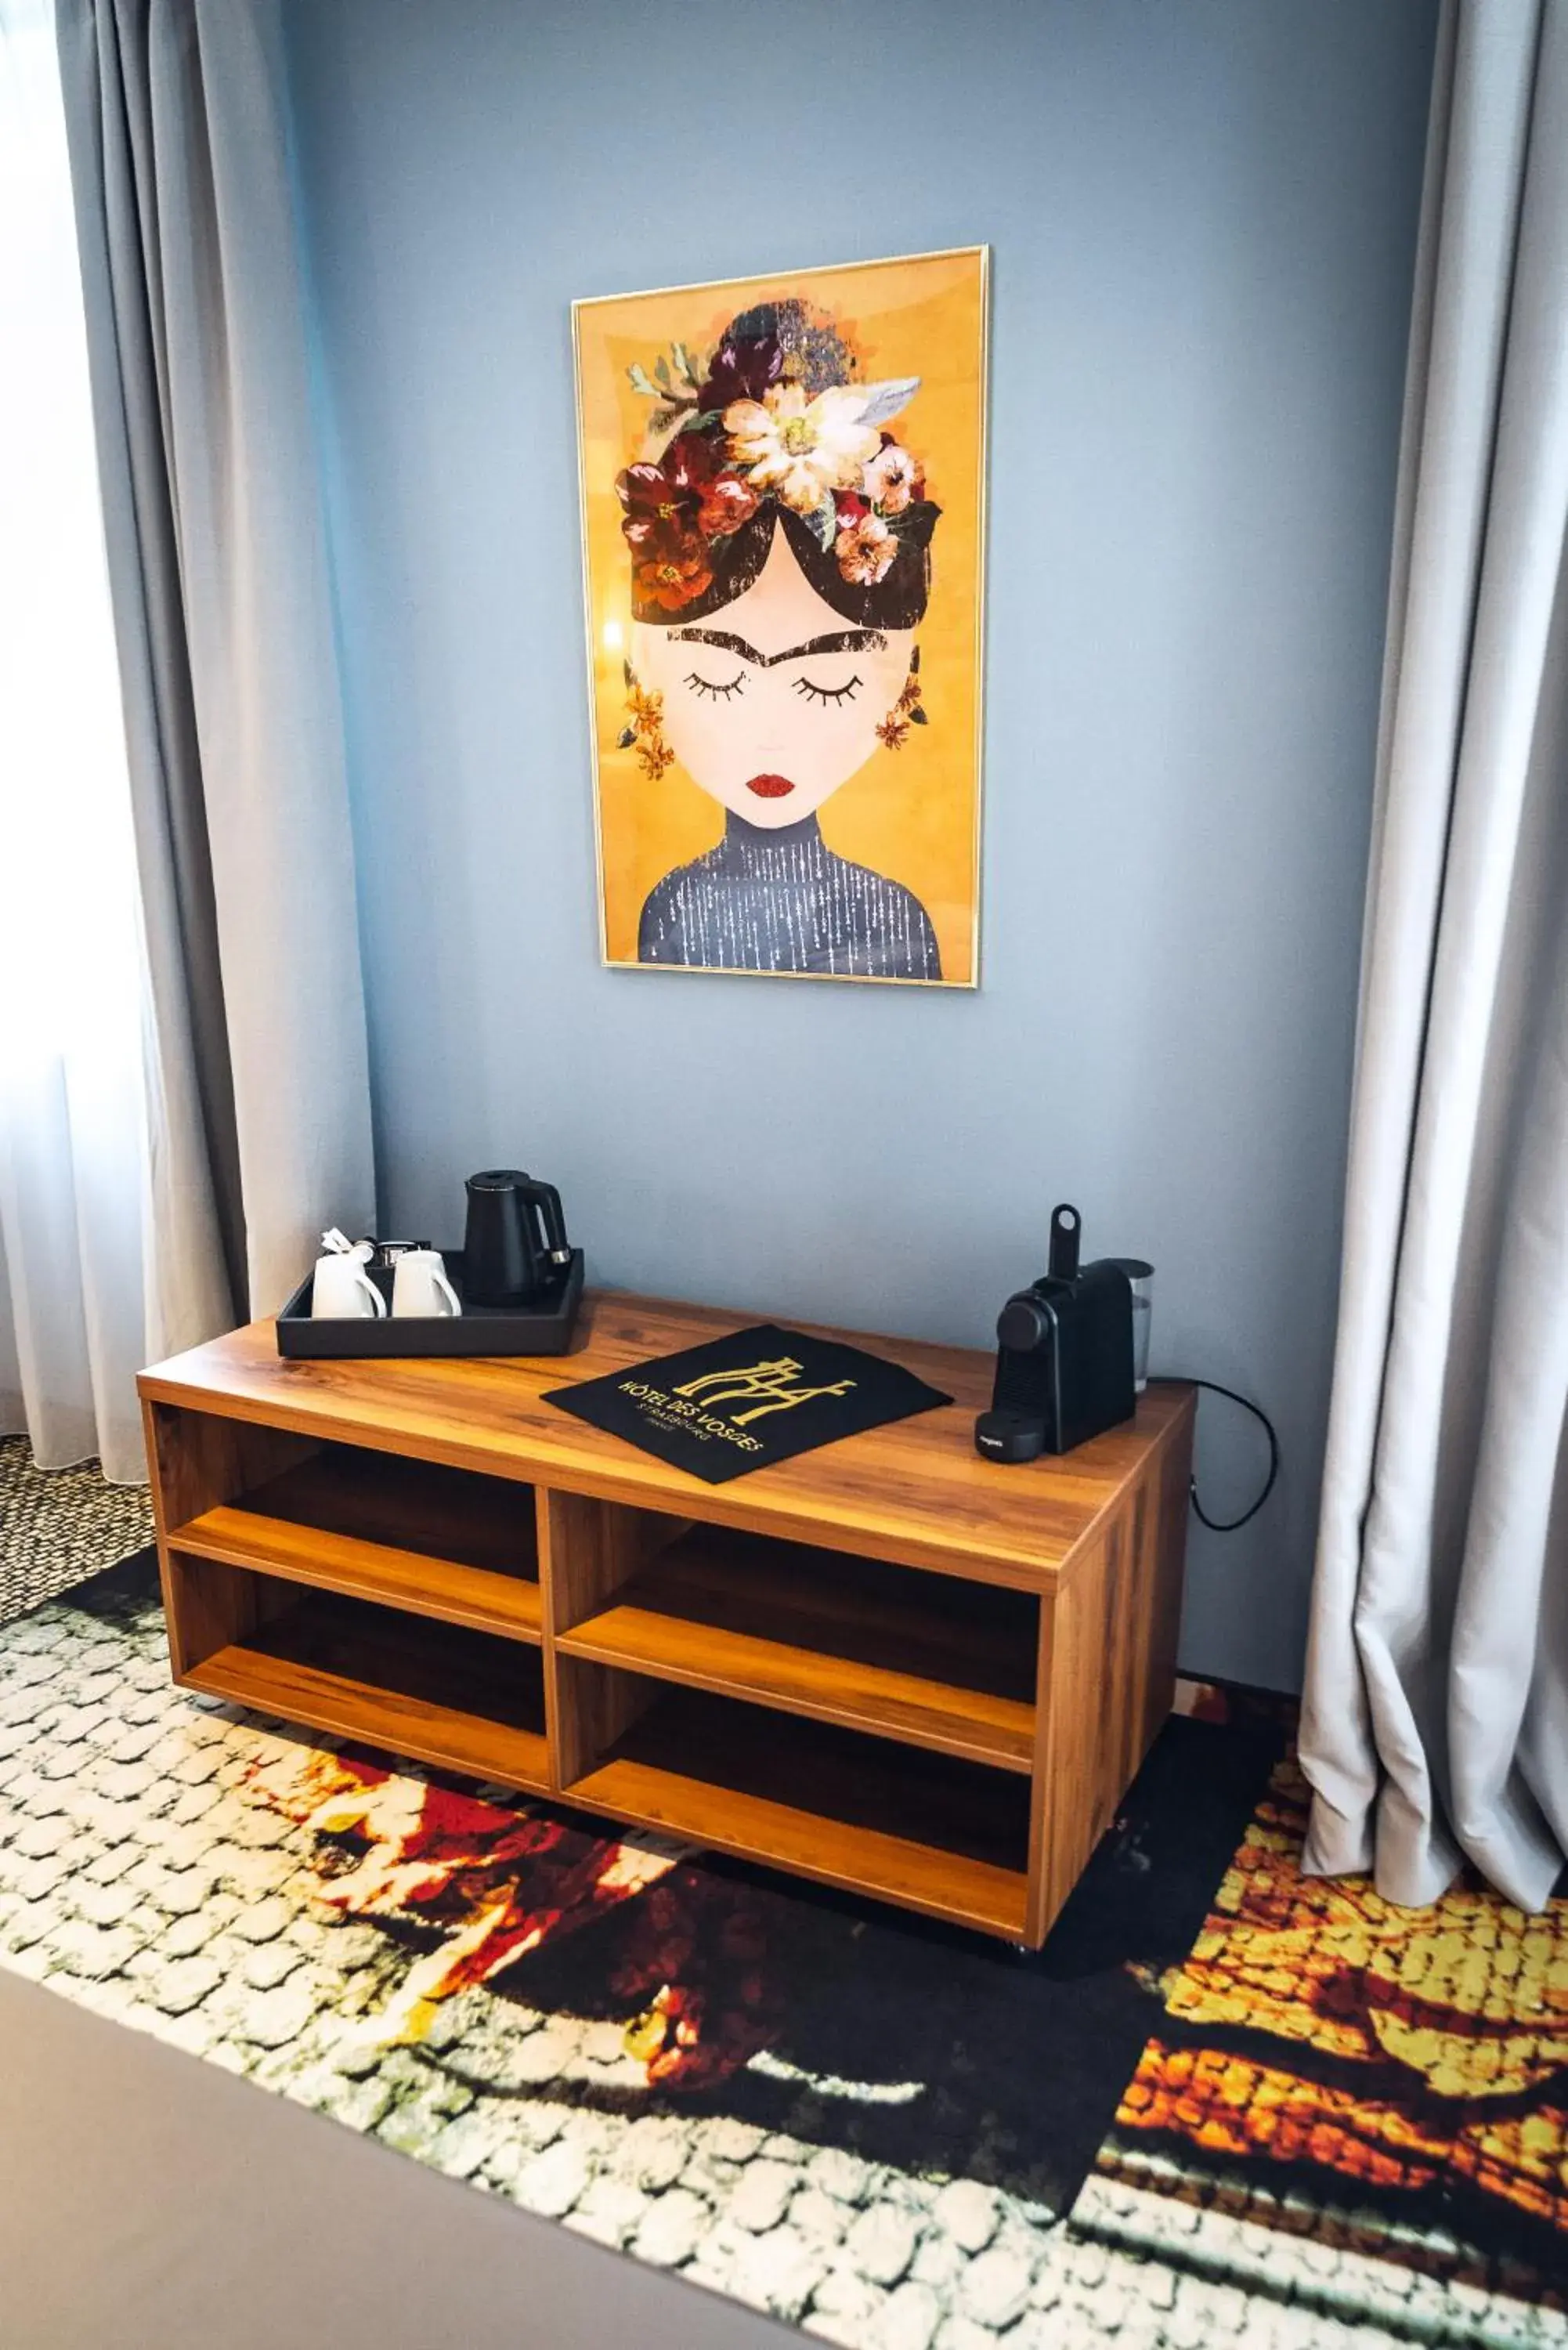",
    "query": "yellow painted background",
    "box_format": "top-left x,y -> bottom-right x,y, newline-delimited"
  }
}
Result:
575,248 -> 987,985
